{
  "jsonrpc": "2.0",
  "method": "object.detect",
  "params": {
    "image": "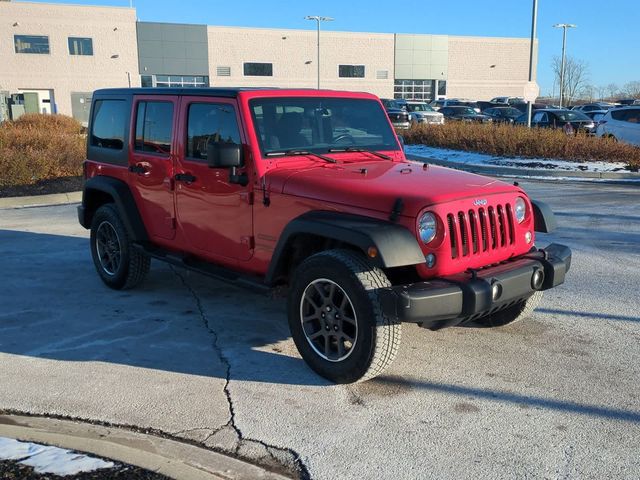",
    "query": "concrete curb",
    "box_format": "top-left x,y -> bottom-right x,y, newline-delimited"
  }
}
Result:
405,153 -> 640,182
0,414 -> 291,480
0,191 -> 82,210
